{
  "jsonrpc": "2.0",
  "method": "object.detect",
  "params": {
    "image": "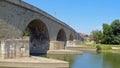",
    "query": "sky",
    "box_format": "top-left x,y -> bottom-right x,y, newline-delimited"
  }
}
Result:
23,0 -> 120,35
